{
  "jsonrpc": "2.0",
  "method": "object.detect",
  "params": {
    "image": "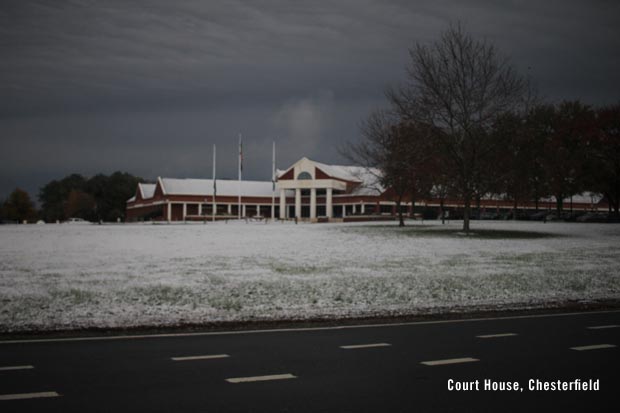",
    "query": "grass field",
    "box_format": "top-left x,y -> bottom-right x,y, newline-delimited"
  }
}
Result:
1,220 -> 619,332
